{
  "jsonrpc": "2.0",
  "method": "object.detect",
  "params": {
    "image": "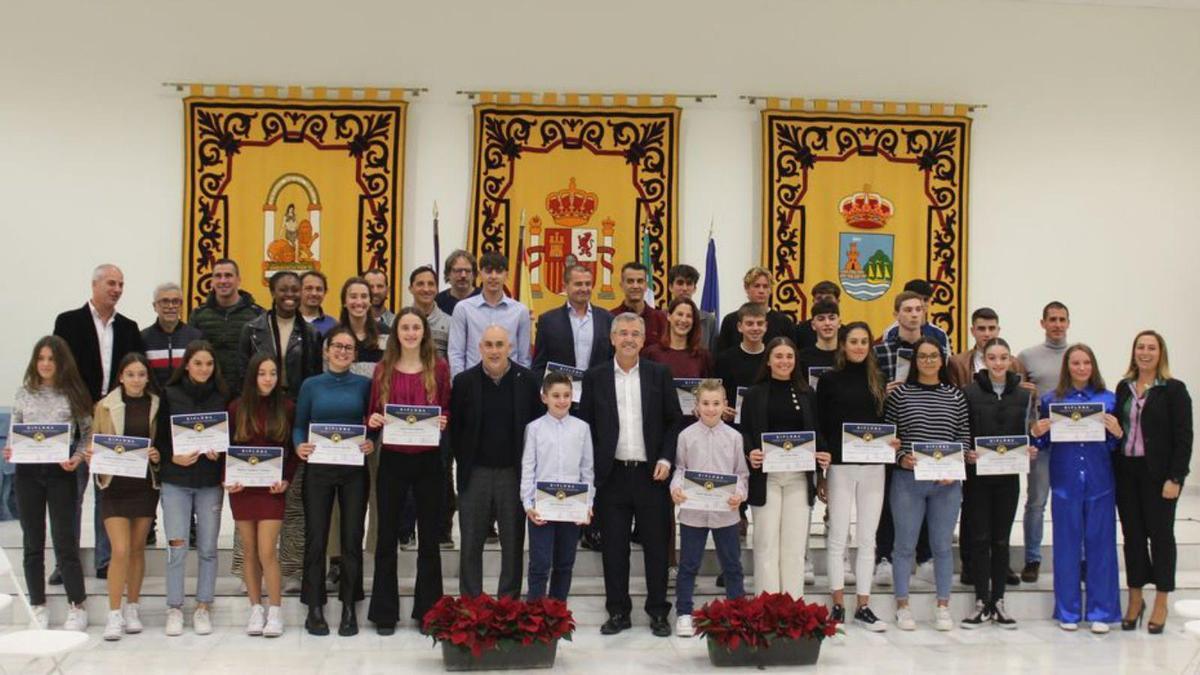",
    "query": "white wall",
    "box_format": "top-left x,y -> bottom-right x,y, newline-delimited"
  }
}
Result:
2,0 -> 1199,460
